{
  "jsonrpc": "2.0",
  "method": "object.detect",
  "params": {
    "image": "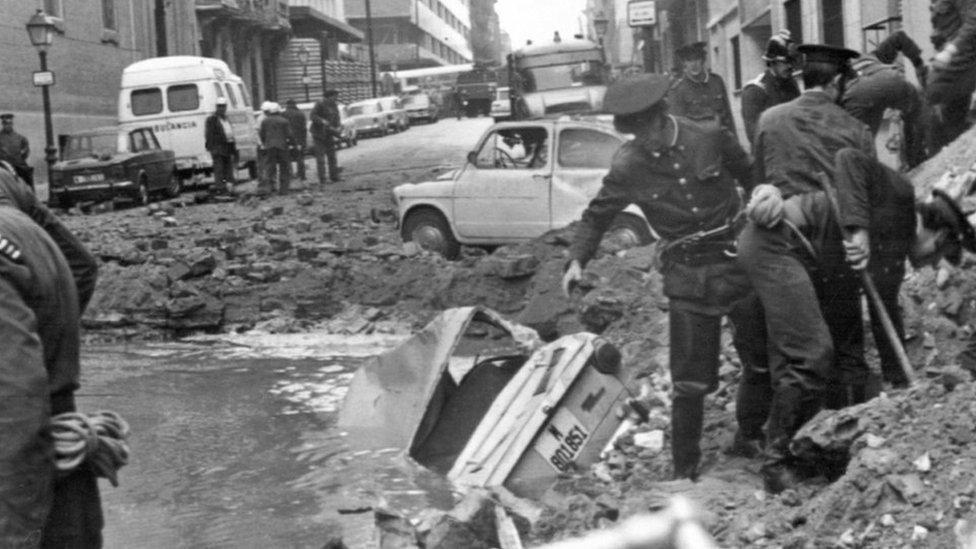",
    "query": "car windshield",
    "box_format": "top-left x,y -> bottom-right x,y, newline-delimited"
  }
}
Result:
349,103 -> 378,115
63,132 -> 120,160
519,61 -> 607,92
496,89 -> 510,101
